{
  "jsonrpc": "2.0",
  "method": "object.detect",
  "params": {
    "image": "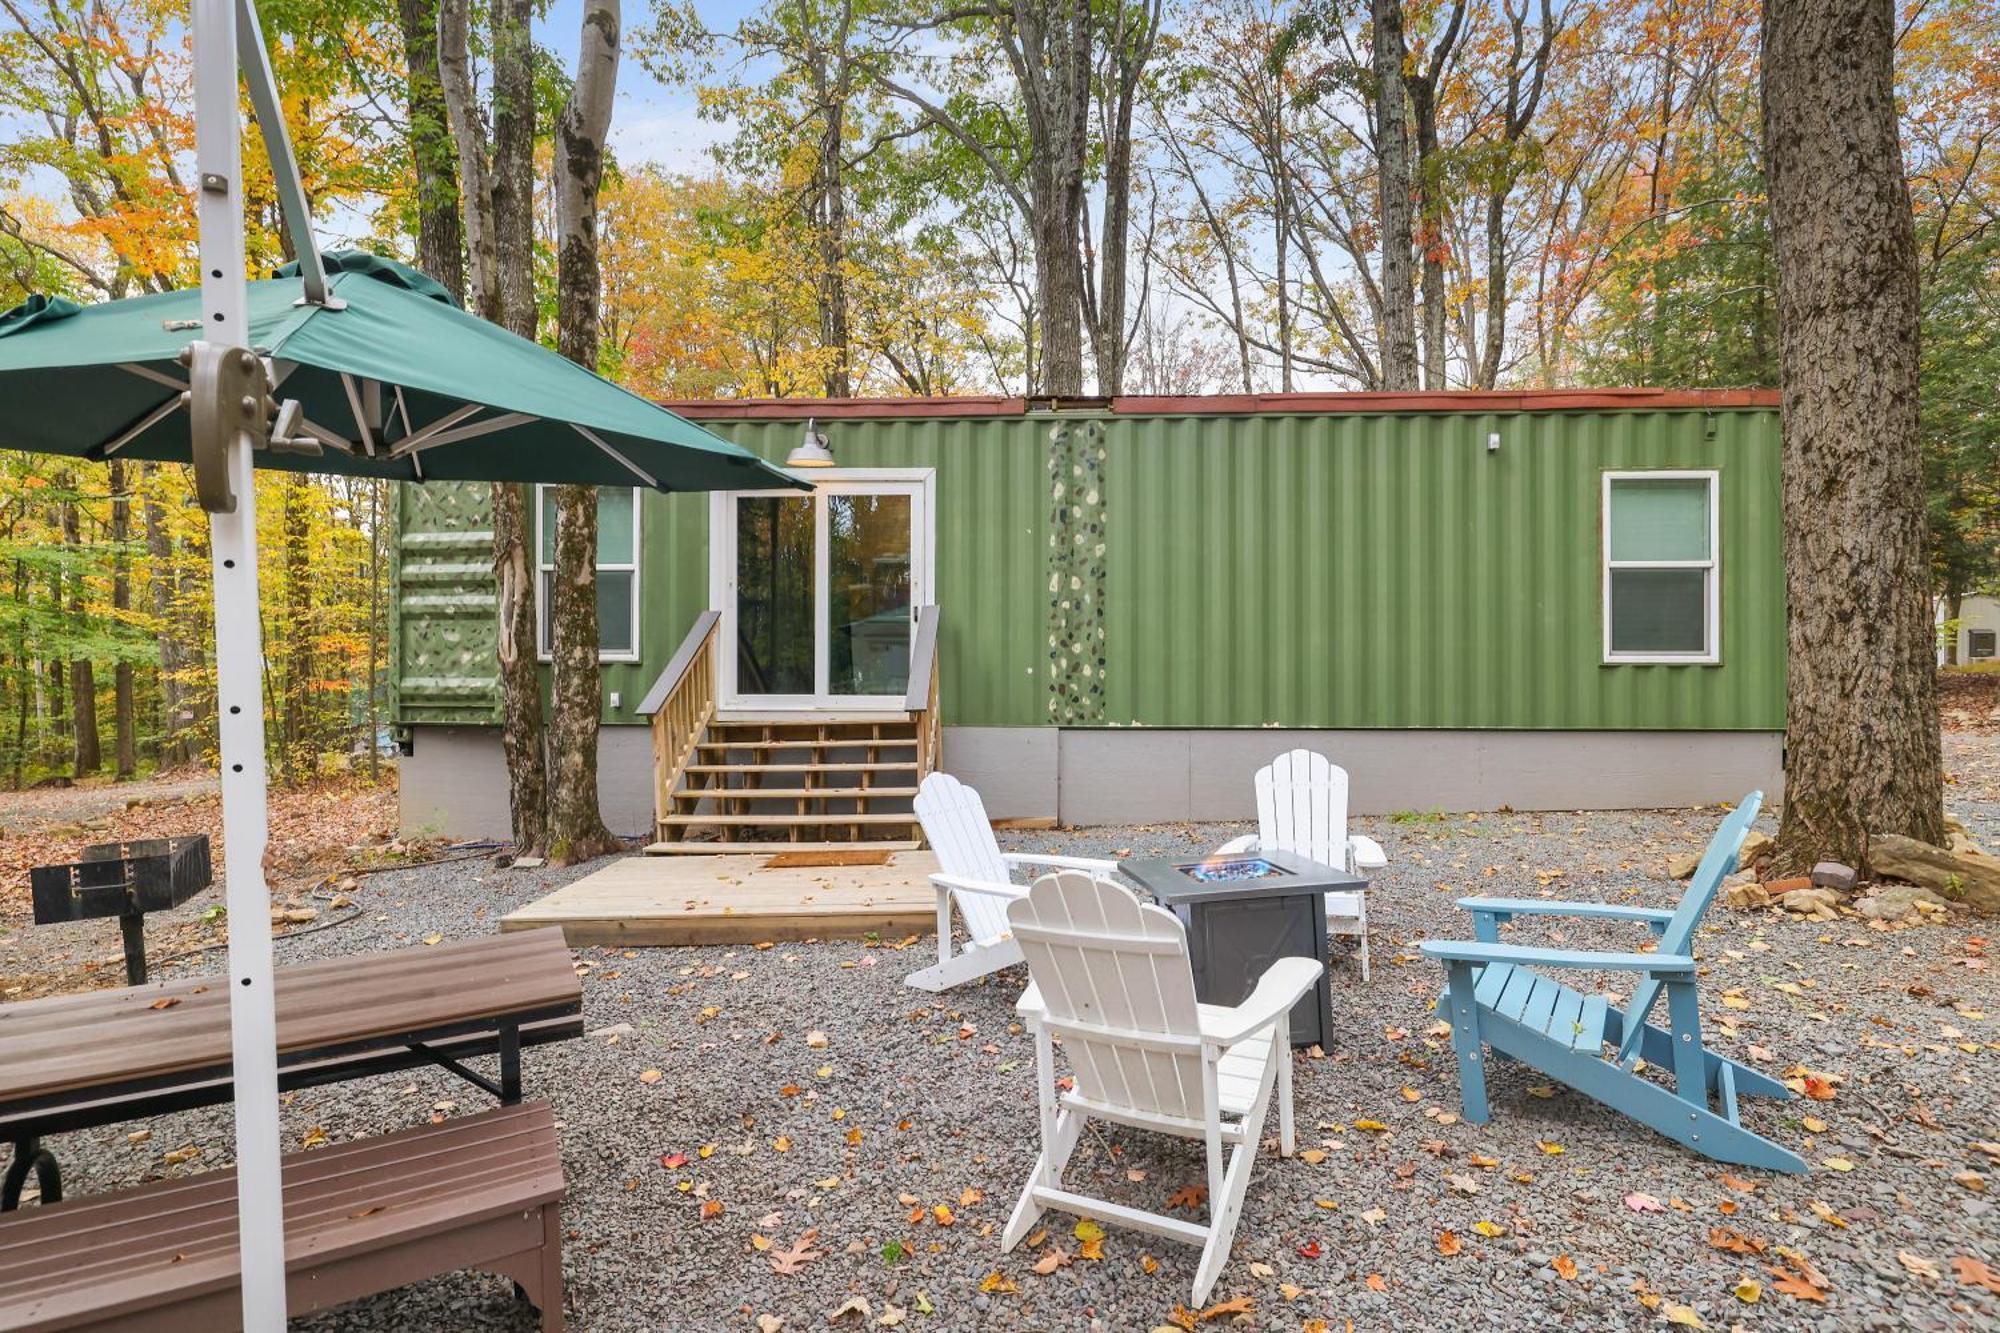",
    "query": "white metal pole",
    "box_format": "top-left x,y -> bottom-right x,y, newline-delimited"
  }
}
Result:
193,0 -> 288,1325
